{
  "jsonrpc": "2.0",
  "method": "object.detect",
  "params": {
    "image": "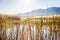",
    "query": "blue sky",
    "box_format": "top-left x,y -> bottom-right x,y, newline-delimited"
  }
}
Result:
0,0 -> 60,14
